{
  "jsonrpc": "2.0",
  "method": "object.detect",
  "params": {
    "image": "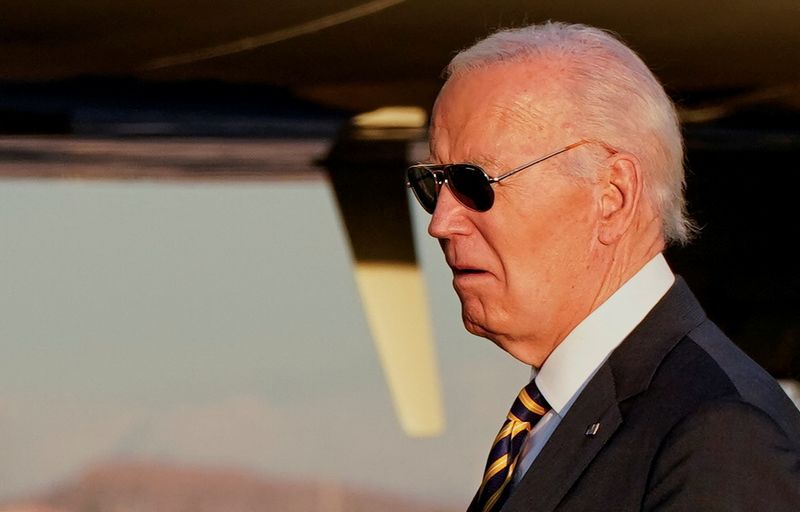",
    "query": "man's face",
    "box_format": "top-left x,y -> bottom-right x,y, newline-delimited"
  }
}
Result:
428,61 -> 605,365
